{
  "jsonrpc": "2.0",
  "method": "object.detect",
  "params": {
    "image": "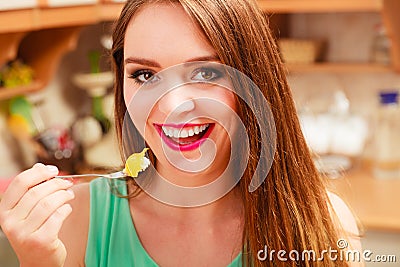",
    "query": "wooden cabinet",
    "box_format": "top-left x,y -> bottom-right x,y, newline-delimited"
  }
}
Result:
382,0 -> 400,73
0,0 -> 399,100
0,2 -> 124,100
262,0 -> 400,73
